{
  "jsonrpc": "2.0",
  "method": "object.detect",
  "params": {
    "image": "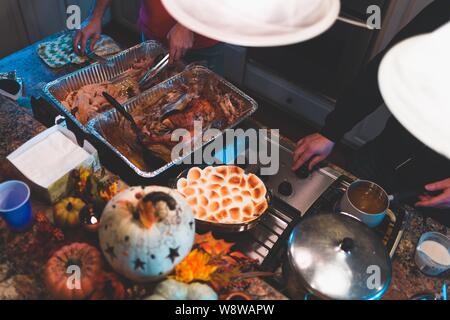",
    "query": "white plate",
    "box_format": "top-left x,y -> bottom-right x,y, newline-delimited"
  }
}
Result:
162,0 -> 340,47
378,22 -> 450,159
